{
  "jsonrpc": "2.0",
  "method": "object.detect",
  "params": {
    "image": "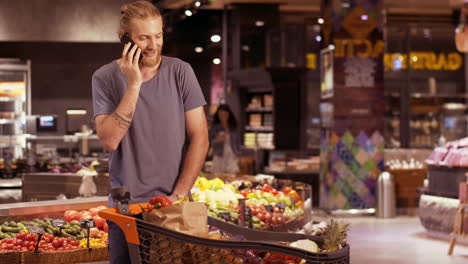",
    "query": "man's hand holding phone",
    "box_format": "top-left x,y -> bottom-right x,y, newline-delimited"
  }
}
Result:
118,40 -> 143,88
